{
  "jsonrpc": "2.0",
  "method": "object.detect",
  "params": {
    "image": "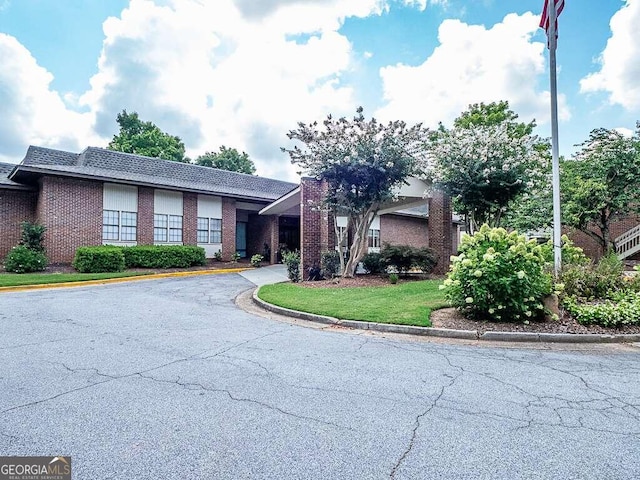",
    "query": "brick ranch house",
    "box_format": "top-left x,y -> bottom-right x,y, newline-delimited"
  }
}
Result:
0,146 -> 460,275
